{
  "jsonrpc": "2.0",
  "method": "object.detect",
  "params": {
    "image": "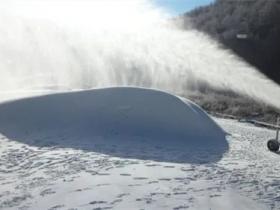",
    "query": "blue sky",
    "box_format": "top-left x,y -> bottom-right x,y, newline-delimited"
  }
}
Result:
153,0 -> 214,15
